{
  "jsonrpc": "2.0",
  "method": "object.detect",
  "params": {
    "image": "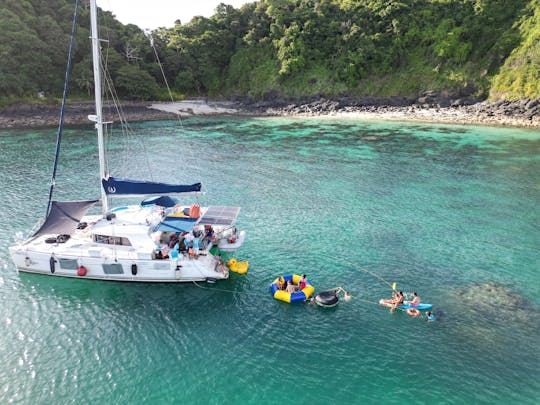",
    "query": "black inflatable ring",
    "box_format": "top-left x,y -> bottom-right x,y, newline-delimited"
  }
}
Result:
315,290 -> 339,307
